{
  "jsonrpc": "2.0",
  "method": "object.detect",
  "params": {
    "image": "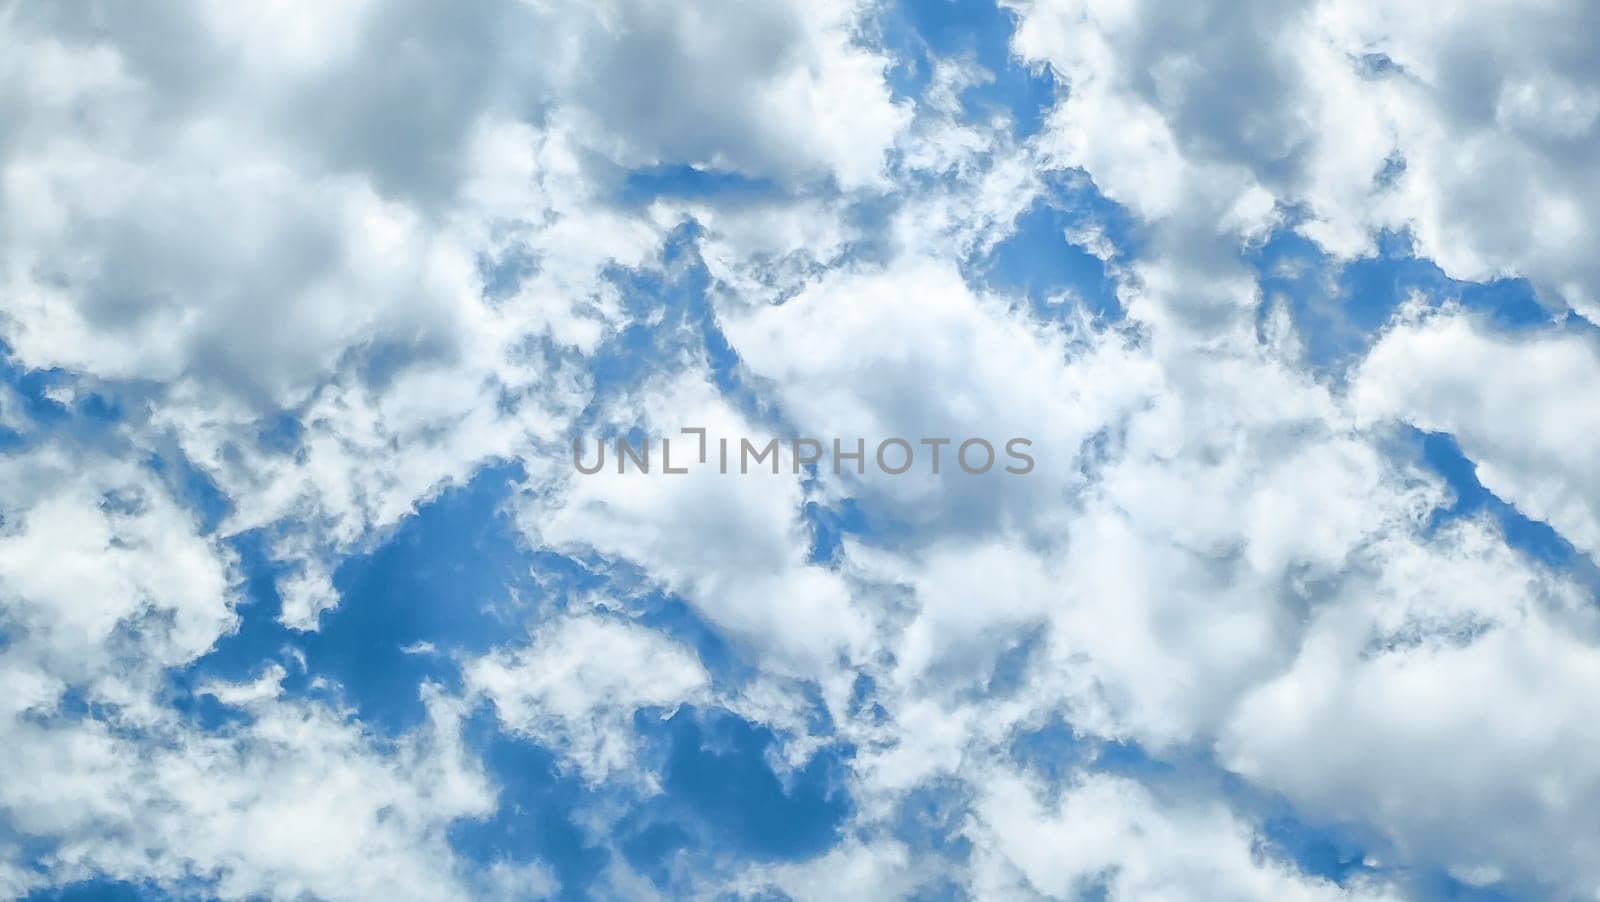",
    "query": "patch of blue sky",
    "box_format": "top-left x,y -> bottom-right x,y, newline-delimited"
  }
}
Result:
881,0 -> 1056,139
1258,812 -> 1376,888
889,776 -> 974,863
618,165 -> 777,207
1253,227 -> 1559,371
0,345 -> 130,452
450,704 -> 610,899
624,705 -> 854,862
1409,428 -> 1600,593
801,492 -> 922,565
1,361 -> 73,431
803,496 -> 873,565
1407,873 -> 1523,902
184,481 -> 852,894
20,880 -> 191,902
298,464 -> 542,729
172,454 -> 835,878
976,169 -> 1137,322
478,238 -> 541,304
582,223 -> 754,414
5,823 -> 71,898
535,555 -> 760,689
846,672 -> 889,726
166,529 -> 308,719
161,469 -> 863,893
178,462 -> 542,735
1216,769 -> 1392,888
142,447 -> 231,535
1006,713 -> 1091,784
450,703 -> 856,898
979,624 -> 1048,698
